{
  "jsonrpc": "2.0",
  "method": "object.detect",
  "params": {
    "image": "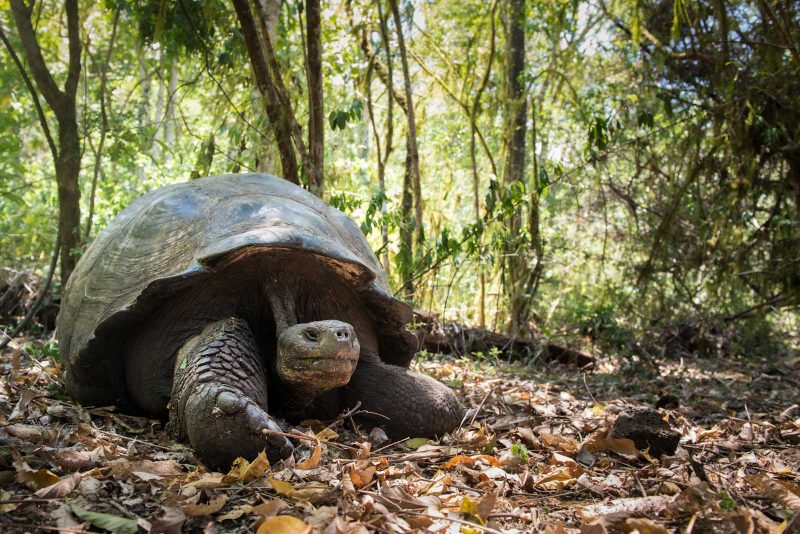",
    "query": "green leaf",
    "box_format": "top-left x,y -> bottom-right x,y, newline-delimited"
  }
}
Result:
671,0 -> 682,41
2,192 -> 26,206
511,441 -> 529,460
70,505 -> 139,534
405,438 -> 429,449
719,490 -> 737,511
